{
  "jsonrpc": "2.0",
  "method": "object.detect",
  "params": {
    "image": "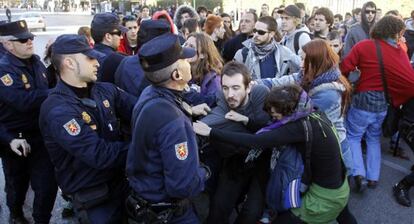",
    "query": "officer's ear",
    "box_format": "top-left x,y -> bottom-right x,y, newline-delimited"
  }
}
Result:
170,69 -> 182,81
63,56 -> 76,70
